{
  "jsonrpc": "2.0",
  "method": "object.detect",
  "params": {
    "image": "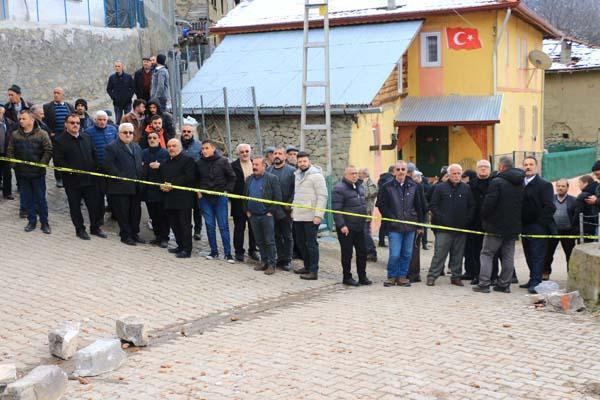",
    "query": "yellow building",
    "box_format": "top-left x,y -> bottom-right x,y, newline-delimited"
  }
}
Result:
189,0 -> 560,179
